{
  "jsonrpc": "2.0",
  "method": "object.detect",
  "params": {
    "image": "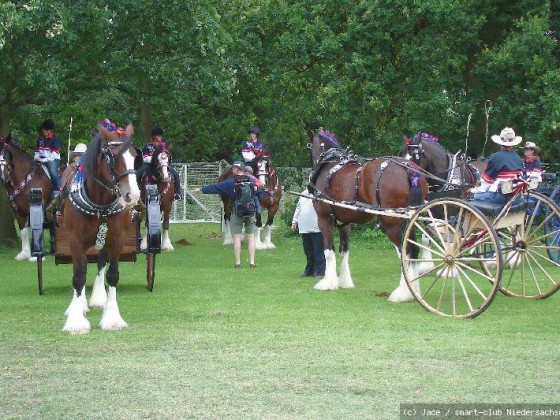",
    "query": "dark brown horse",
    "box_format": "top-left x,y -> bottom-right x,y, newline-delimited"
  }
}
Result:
308,129 -> 428,301
61,124 -> 140,334
140,144 -> 175,251
399,133 -> 479,198
0,135 -> 55,261
219,155 -> 282,249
